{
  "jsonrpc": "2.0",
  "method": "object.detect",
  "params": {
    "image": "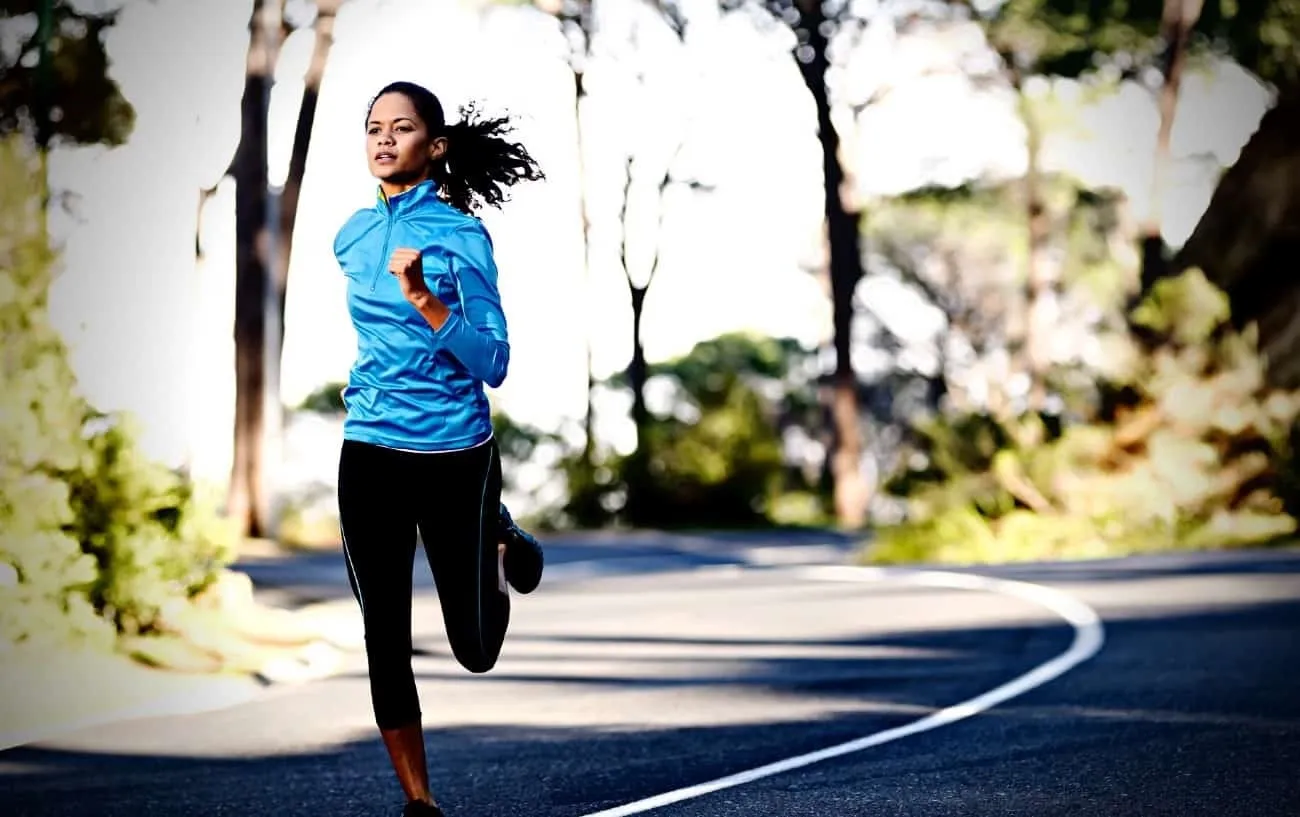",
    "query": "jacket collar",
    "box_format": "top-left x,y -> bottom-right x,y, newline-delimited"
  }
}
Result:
376,178 -> 440,216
